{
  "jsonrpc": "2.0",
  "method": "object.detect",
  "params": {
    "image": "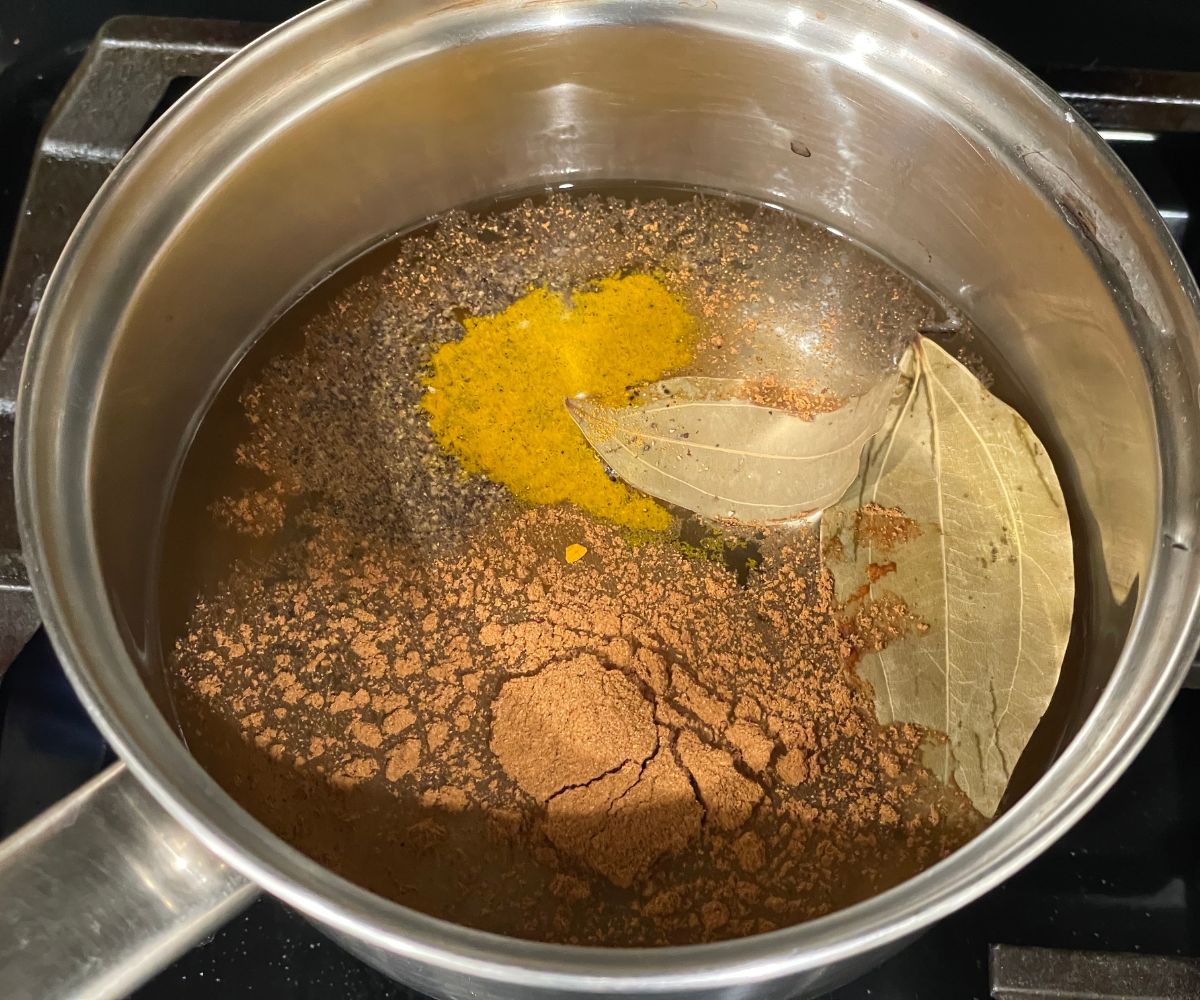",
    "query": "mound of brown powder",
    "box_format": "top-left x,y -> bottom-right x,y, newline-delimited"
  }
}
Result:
172,504 -> 982,945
